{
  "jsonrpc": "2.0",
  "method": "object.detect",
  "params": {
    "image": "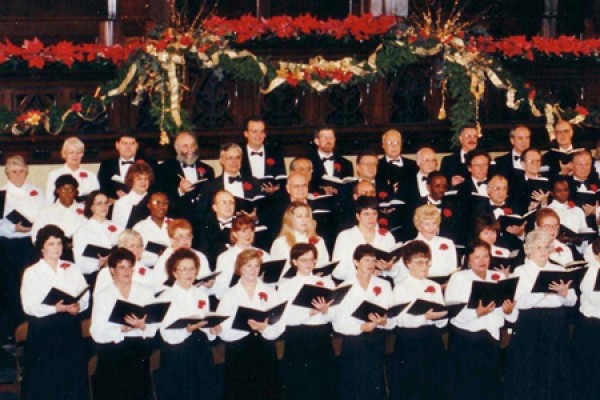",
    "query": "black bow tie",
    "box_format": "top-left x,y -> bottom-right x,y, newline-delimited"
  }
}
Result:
421,176 -> 428,182
219,219 -> 233,229
228,175 -> 242,184
514,155 -> 520,161
492,204 -> 505,210
476,180 -> 487,187
181,163 -> 195,169
390,159 -> 402,164
121,160 -> 134,165
321,156 -> 334,162
251,151 -> 263,157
